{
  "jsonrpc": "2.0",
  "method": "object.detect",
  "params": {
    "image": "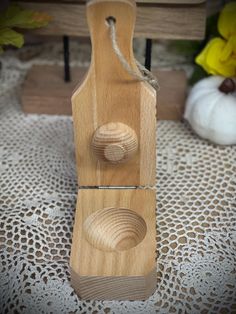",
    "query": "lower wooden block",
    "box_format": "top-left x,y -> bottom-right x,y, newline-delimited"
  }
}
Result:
70,268 -> 156,300
70,189 -> 156,300
21,65 -> 187,120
